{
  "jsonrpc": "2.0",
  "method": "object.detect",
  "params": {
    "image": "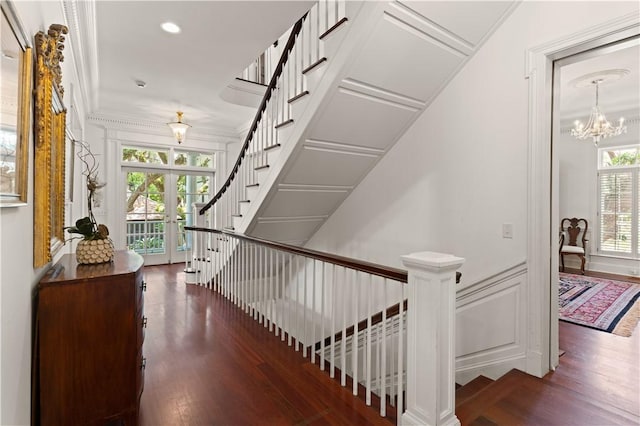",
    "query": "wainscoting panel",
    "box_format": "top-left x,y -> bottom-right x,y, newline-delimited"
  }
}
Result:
455,262 -> 528,385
